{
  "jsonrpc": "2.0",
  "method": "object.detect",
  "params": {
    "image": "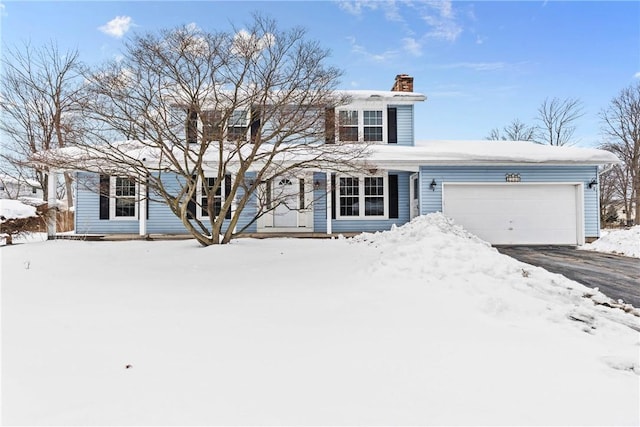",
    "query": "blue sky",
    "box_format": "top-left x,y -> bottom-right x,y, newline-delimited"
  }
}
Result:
1,1 -> 638,146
